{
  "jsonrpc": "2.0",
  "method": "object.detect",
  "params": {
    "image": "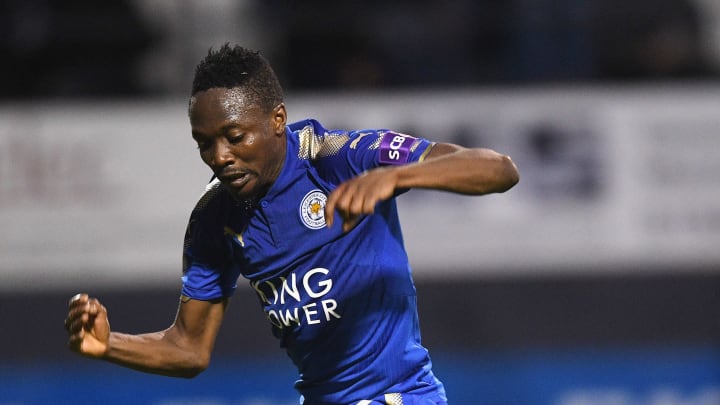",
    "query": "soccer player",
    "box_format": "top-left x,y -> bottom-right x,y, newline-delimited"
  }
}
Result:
65,44 -> 519,405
